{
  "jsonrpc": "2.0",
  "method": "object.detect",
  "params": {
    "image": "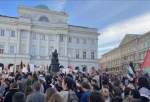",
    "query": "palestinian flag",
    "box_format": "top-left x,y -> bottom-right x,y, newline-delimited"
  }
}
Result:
127,62 -> 135,80
141,49 -> 150,73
